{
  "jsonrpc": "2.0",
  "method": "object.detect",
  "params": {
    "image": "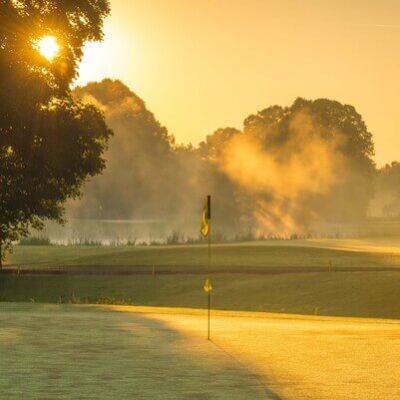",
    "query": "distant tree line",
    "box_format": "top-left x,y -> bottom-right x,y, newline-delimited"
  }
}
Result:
70,79 -> 379,236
